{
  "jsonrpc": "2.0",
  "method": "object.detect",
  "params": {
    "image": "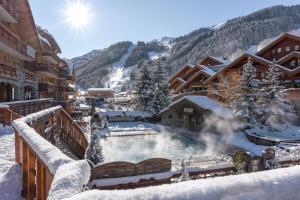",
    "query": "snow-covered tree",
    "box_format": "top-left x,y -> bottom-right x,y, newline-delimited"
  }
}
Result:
134,62 -> 154,112
178,158 -> 190,182
261,62 -> 297,130
149,60 -> 170,115
85,116 -> 104,164
232,57 -> 262,129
